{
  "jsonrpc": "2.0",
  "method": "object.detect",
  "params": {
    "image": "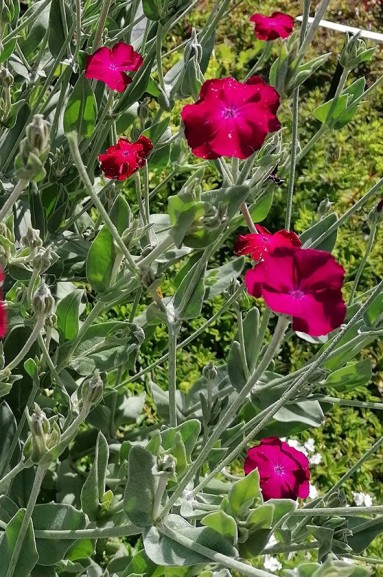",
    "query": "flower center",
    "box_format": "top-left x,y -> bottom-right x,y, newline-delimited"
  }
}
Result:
274,464 -> 285,476
121,151 -> 130,157
262,236 -> 269,243
222,107 -> 238,119
109,63 -> 119,70
289,289 -> 305,300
